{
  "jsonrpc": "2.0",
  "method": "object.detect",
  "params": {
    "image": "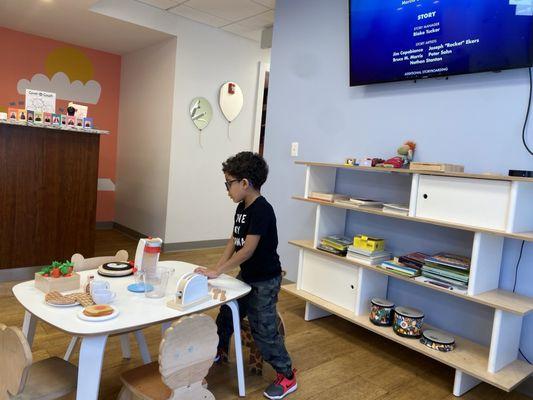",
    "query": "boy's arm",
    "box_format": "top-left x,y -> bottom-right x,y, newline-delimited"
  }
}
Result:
215,235 -> 236,269
195,235 -> 260,279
